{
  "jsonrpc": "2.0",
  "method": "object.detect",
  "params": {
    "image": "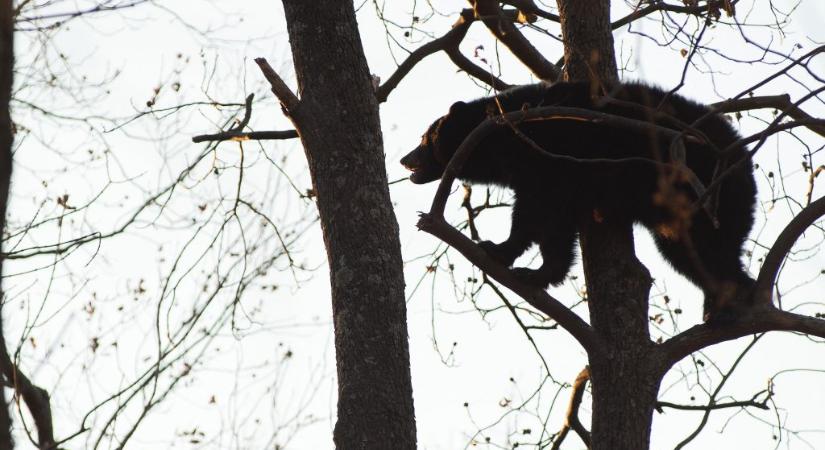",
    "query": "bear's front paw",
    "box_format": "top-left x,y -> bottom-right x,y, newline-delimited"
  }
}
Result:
510,267 -> 552,290
478,240 -> 516,267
